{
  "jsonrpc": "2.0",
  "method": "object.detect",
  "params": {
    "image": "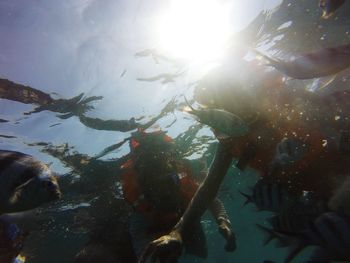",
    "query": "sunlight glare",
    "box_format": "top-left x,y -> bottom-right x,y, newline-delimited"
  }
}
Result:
156,0 -> 231,63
